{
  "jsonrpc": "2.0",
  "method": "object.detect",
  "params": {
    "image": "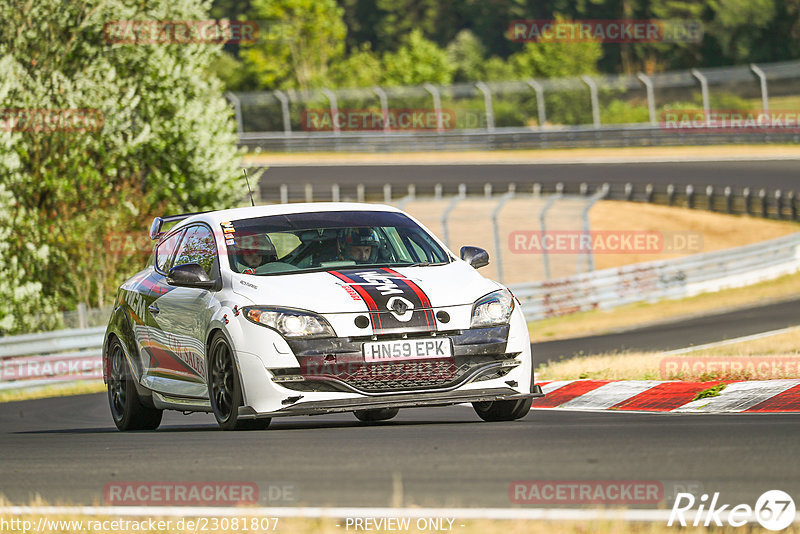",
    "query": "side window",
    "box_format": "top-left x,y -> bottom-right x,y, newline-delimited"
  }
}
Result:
173,225 -> 218,277
155,231 -> 183,272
